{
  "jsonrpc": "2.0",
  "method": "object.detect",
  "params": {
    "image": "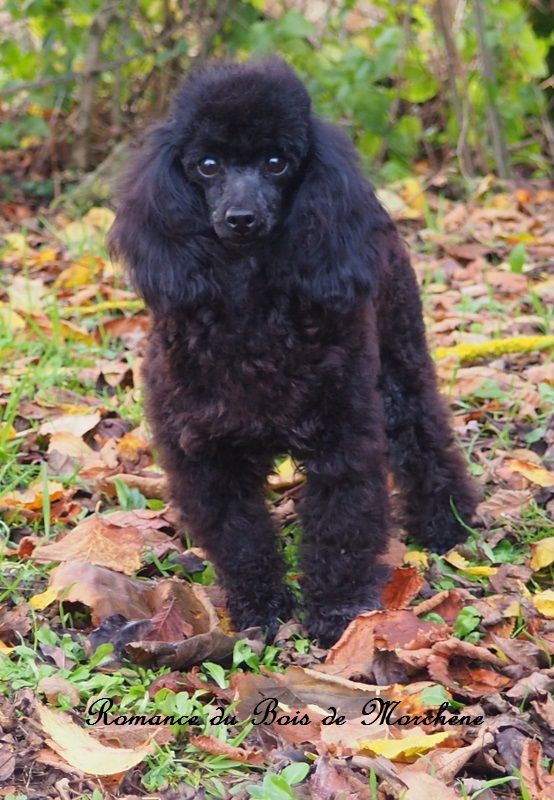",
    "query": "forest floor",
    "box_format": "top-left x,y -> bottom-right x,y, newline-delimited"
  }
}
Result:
0,176 -> 553,800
